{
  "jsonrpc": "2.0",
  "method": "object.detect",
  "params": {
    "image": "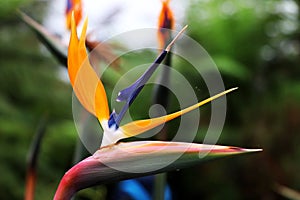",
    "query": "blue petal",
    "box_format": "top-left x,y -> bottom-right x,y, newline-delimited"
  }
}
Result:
66,0 -> 73,12
117,50 -> 167,102
107,25 -> 187,128
108,50 -> 168,128
118,179 -> 151,200
108,111 -> 118,129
